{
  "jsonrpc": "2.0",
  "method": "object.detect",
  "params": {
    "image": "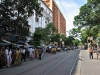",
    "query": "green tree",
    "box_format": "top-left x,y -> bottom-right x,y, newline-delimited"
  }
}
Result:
51,33 -> 61,43
0,0 -> 43,41
29,27 -> 43,47
73,39 -> 80,46
49,33 -> 66,46
64,36 -> 74,47
73,0 -> 100,45
42,23 -> 58,44
29,23 -> 58,47
69,28 -> 80,38
45,23 -> 58,35
80,28 -> 89,44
